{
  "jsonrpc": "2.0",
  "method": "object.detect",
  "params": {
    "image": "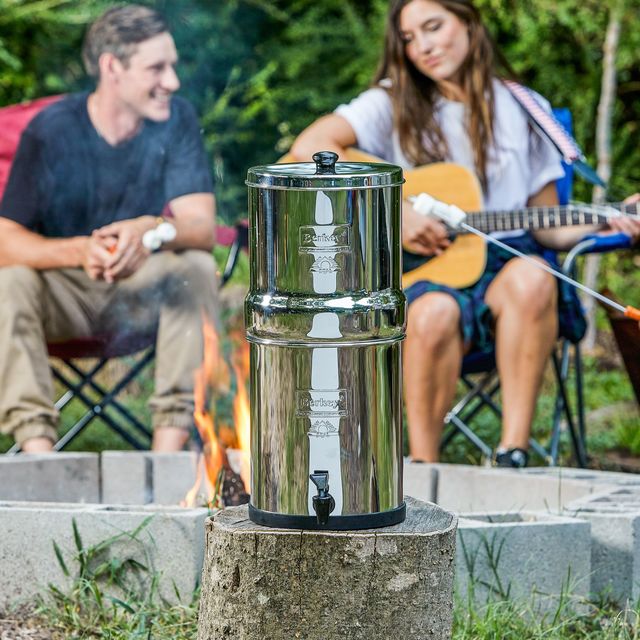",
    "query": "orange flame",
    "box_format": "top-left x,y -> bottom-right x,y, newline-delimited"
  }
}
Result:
181,455 -> 208,508
202,312 -> 231,395
218,423 -> 238,449
232,333 -> 251,492
182,313 -> 229,508
182,314 -> 252,507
